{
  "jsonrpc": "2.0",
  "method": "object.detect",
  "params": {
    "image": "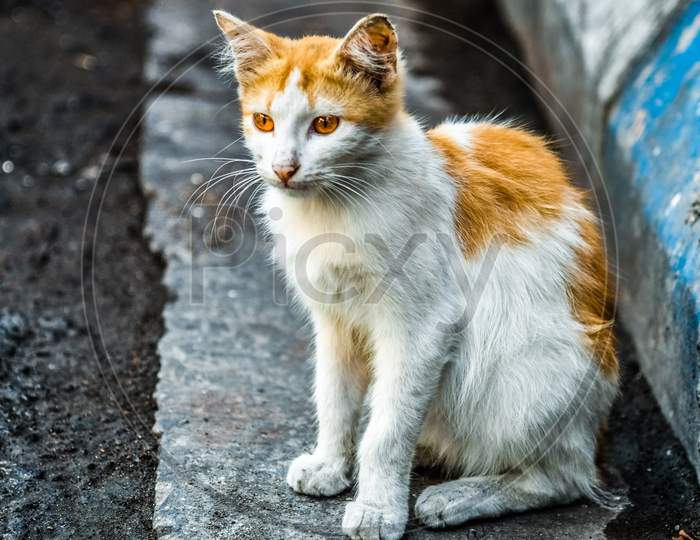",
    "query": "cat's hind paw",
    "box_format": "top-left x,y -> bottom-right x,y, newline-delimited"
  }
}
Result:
286,453 -> 351,497
415,479 -> 495,528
